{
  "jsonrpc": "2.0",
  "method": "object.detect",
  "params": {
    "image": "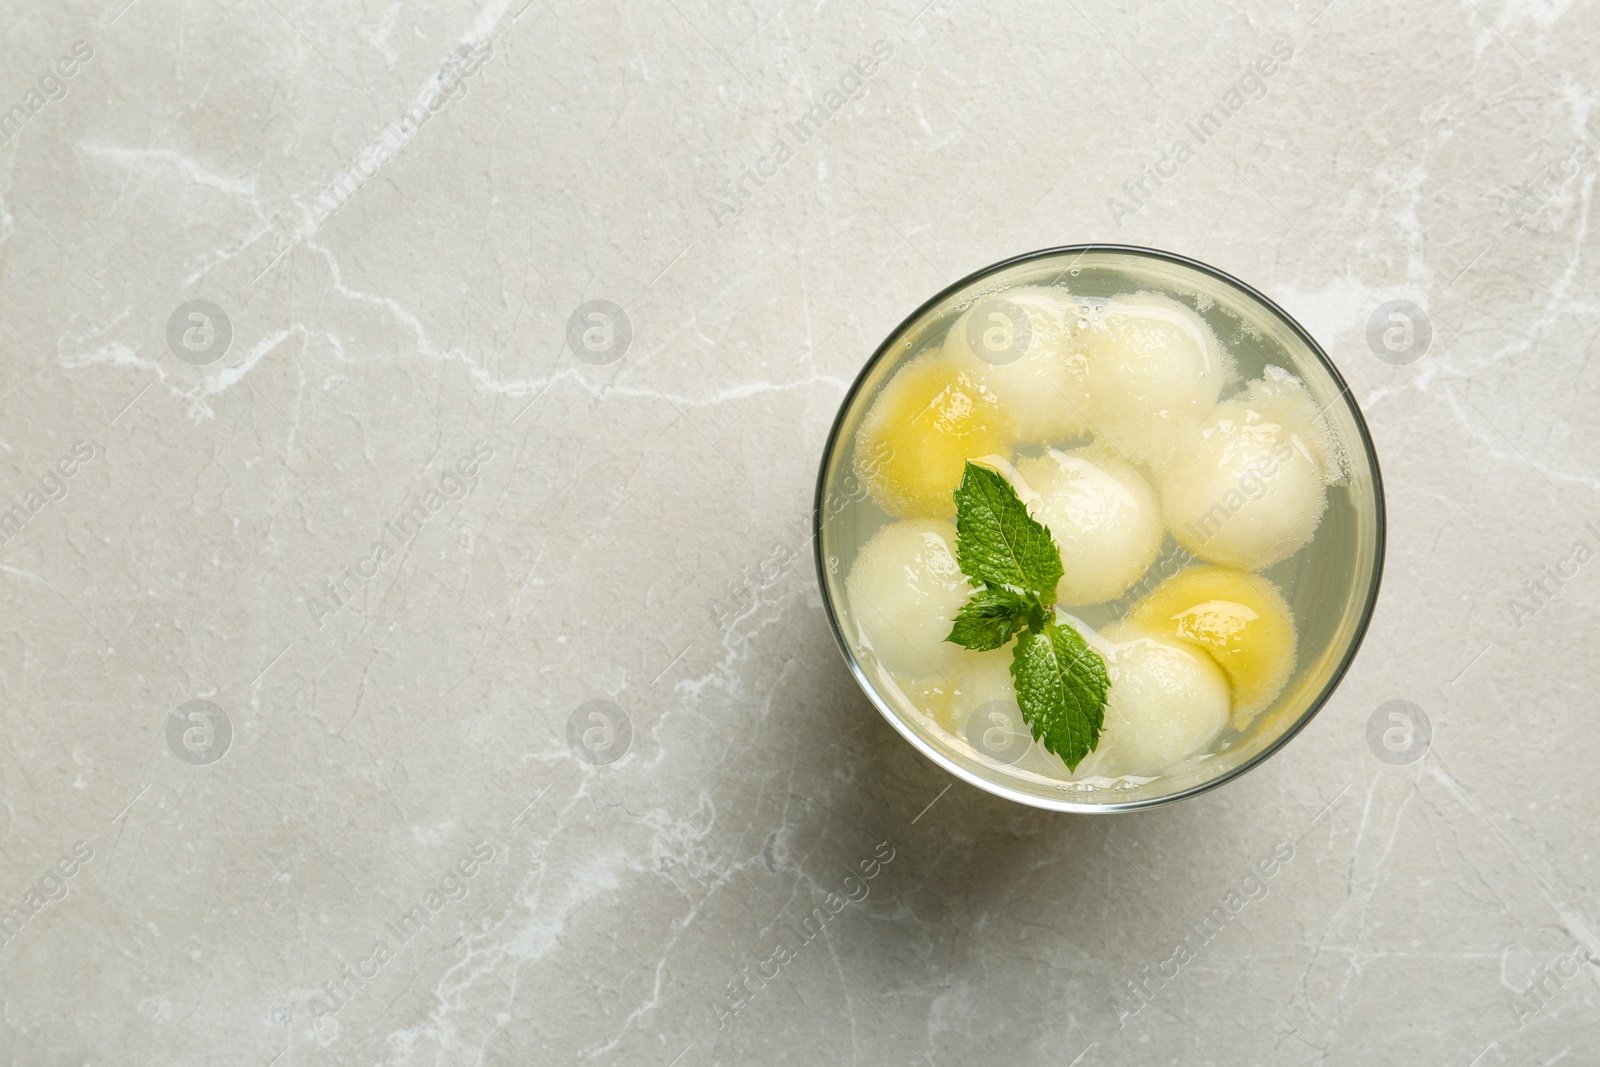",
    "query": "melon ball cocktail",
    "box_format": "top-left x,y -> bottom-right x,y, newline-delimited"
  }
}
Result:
814,247 -> 1384,811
